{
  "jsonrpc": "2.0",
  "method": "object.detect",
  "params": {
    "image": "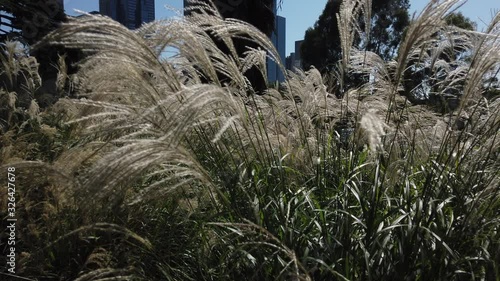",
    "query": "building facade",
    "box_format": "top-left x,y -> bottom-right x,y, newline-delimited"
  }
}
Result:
267,14 -> 286,83
99,0 -> 155,29
286,40 -> 304,71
